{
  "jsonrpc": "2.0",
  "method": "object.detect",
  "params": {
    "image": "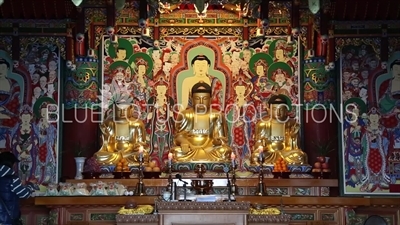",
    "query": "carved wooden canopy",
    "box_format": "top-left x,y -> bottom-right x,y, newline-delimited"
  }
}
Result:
0,0 -> 398,20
